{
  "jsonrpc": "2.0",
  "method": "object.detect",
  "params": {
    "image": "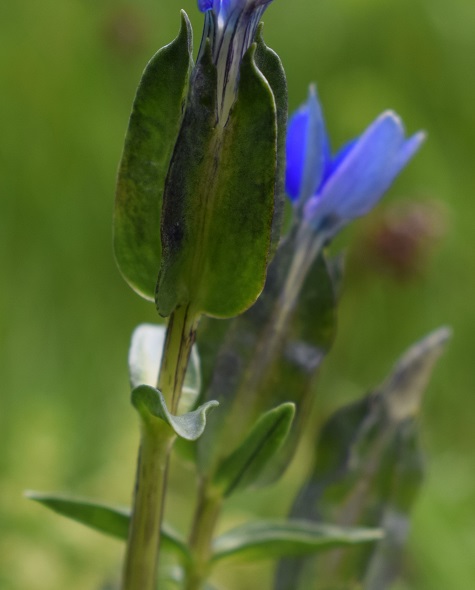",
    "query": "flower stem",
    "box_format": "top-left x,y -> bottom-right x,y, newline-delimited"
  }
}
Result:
238,222 -> 324,413
122,304 -> 200,590
185,482 -> 223,590
158,304 -> 200,413
121,419 -> 174,590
